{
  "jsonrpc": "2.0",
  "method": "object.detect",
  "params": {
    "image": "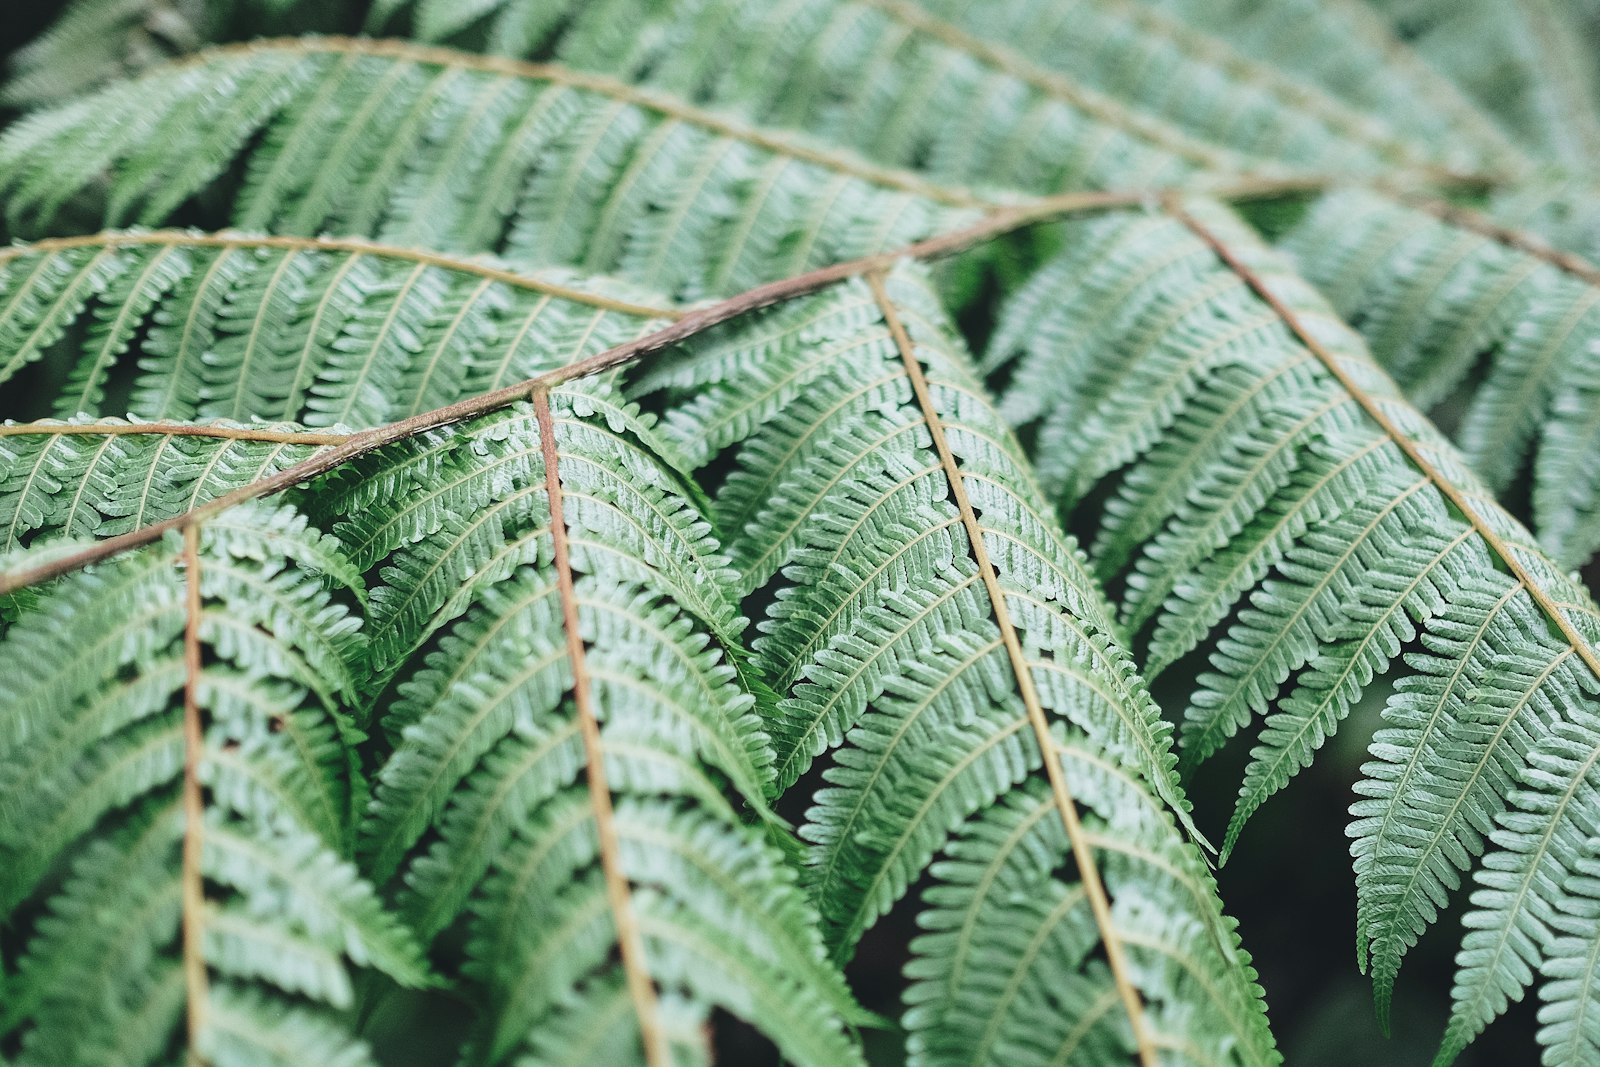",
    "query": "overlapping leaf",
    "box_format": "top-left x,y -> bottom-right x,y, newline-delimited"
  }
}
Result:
985,198 -> 1600,1064
1283,188 -> 1600,567
637,263 -> 1276,1066
0,503 -> 430,1067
